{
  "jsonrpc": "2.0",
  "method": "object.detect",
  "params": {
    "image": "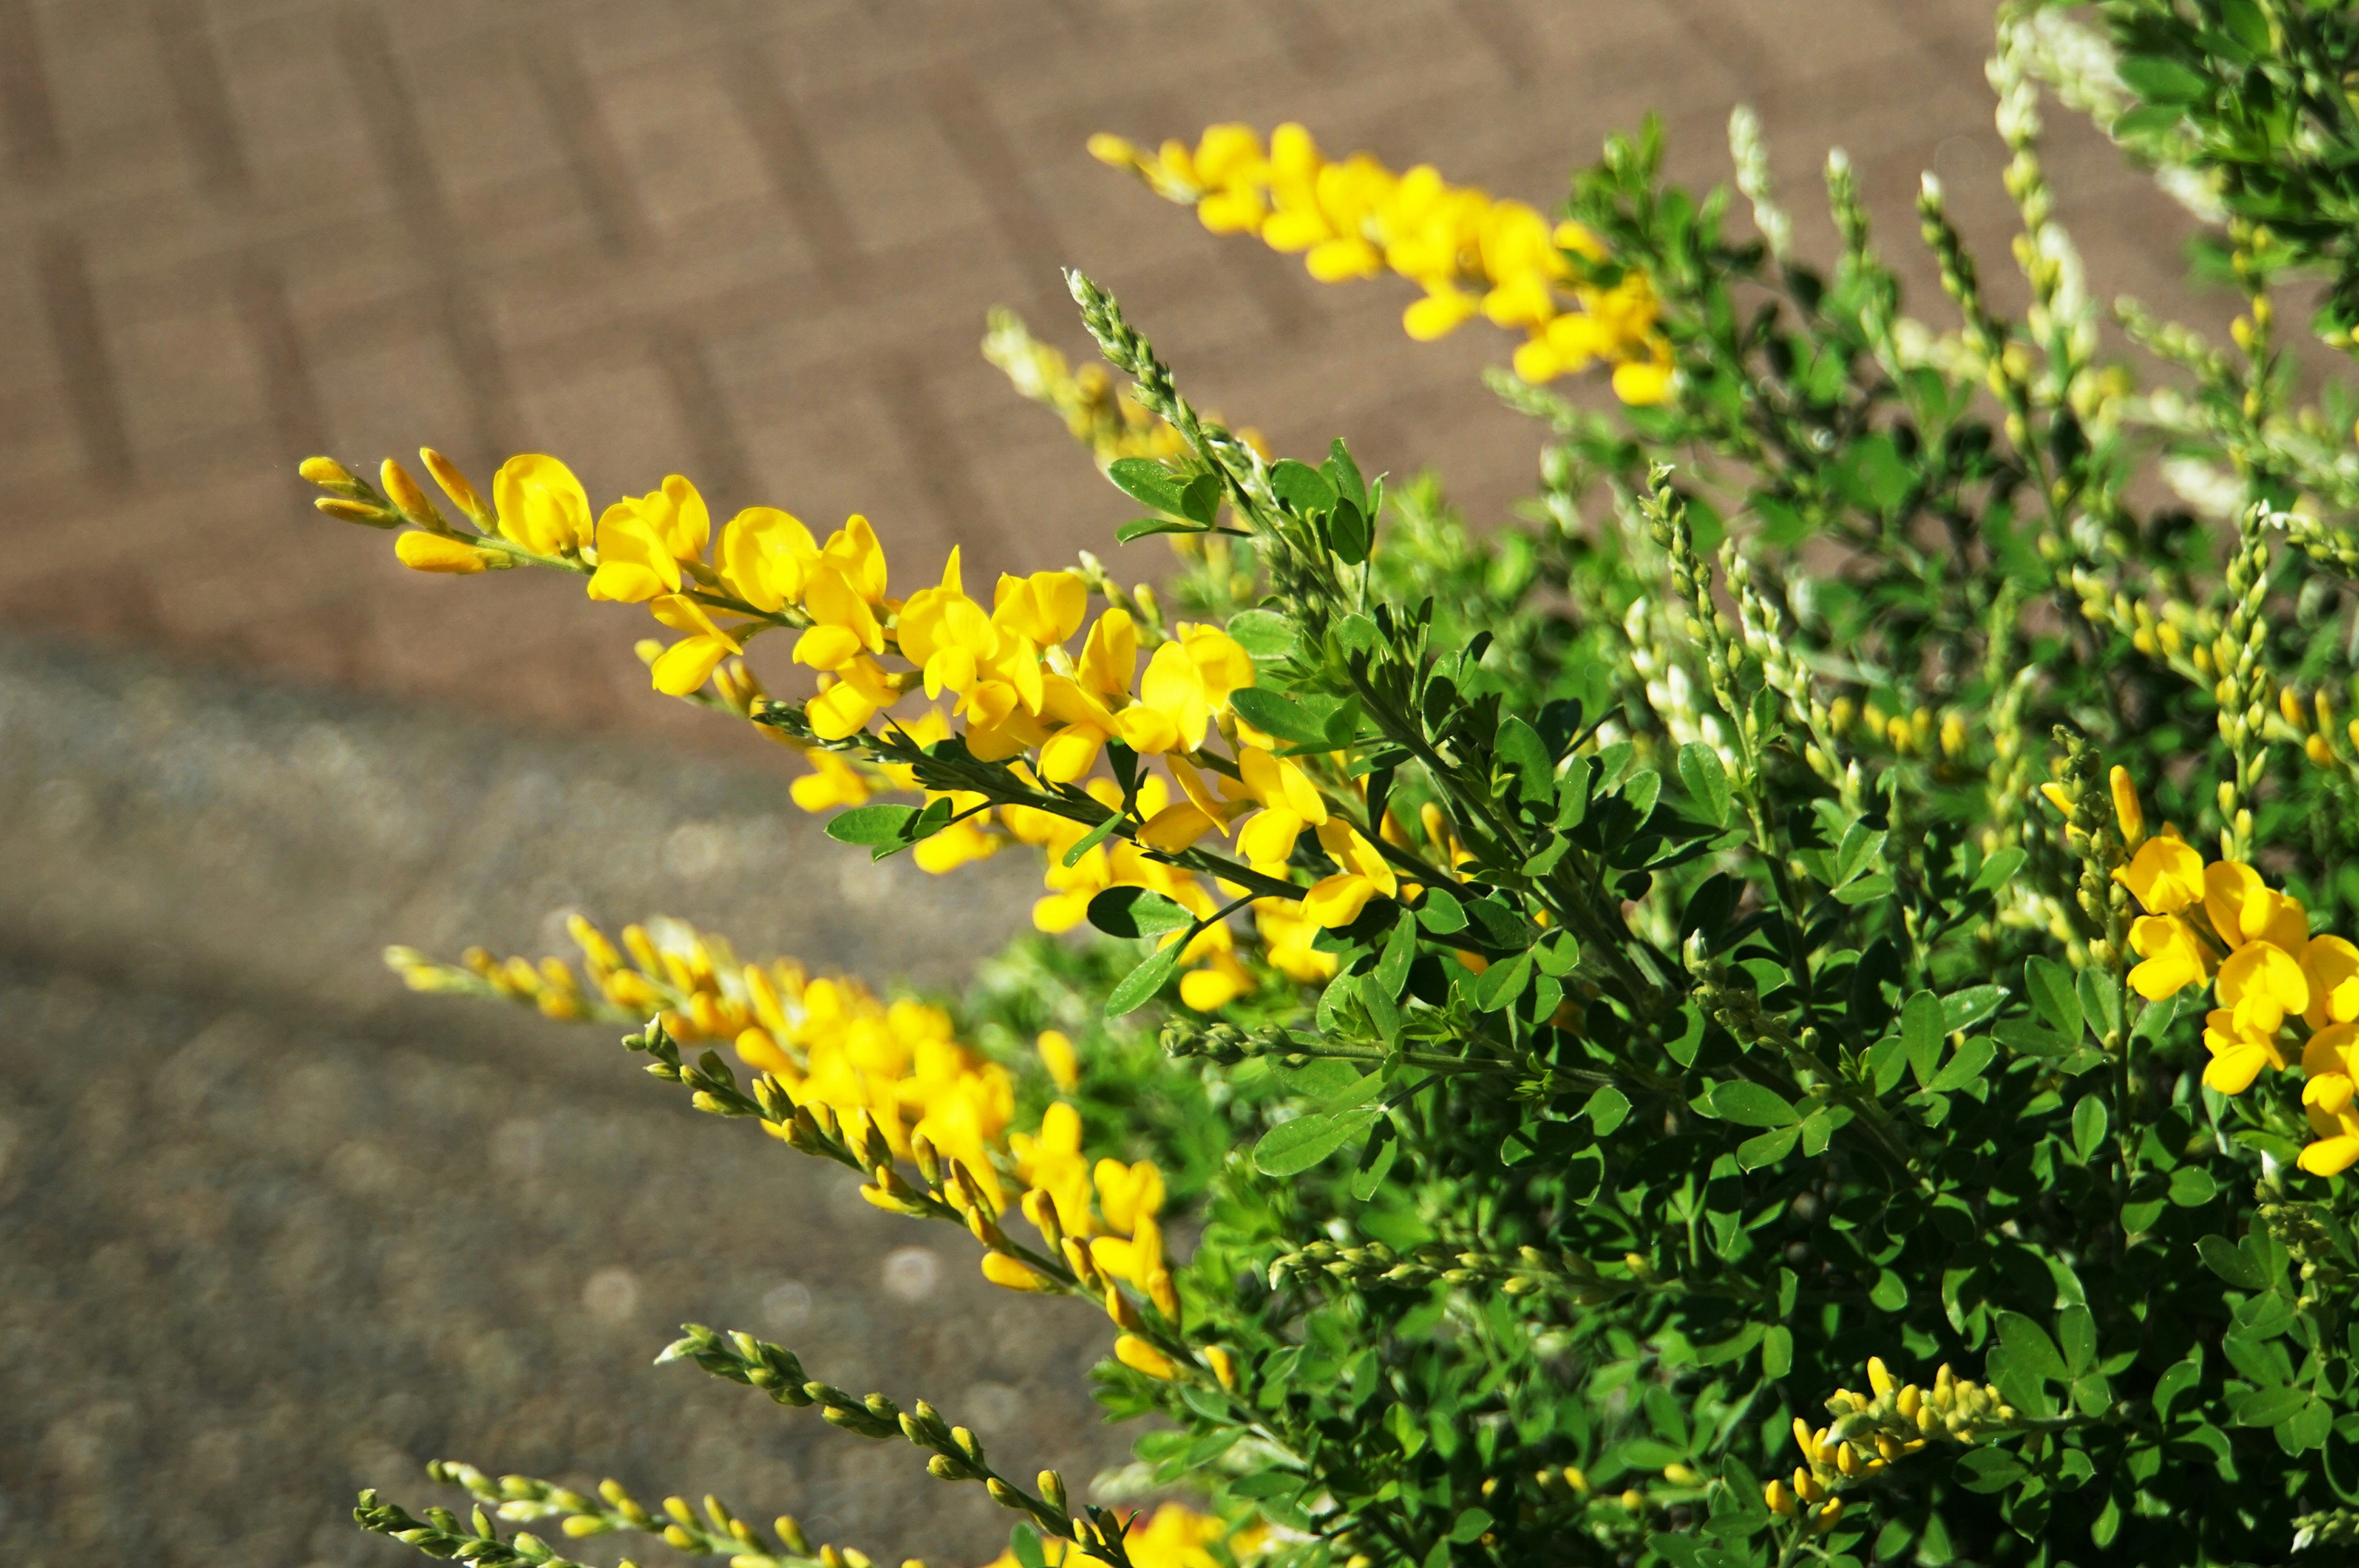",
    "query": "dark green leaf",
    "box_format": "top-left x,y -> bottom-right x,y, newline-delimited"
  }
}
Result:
1709,1080 -> 1801,1128
1106,458 -> 1185,514
826,804 -> 919,846
1942,986 -> 2007,1033
2120,54 -> 2210,104
2070,1094 -> 2108,1161
1350,1123 -> 1398,1201
1678,742 -> 1731,828
2169,1166 -> 2219,1207
1115,515 -> 1207,544
1475,951 -> 1533,1012
1229,687 -> 1332,746
1226,609 -> 1298,658
1253,1106 -> 1381,1176
1324,439 -> 1367,510
1372,909 -> 1416,1000
1417,887 -> 1467,934
1062,809 -> 1127,868
1927,1035 -> 1996,1094
2057,1305 -> 2095,1376
1996,1311 -> 2069,1383
1105,940 -> 1186,1018
2078,967 -> 2122,1044
1270,459 -> 1337,517
1584,1085 -> 1630,1136
1327,496 -> 1371,565
1736,1124 -> 1801,1171
1903,991 -> 1944,1087
2027,956 -> 2082,1041
2235,1385 -> 2310,1428
1178,472 -> 1222,526
1087,886 -> 1196,939
2199,1233 -> 2269,1290
1495,717 -> 1554,803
